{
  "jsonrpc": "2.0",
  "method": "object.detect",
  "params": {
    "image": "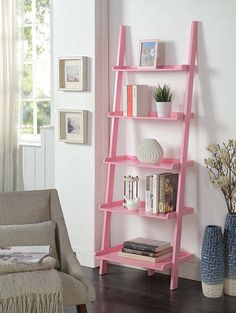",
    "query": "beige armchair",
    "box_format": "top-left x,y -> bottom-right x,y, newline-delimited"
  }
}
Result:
0,189 -> 95,313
